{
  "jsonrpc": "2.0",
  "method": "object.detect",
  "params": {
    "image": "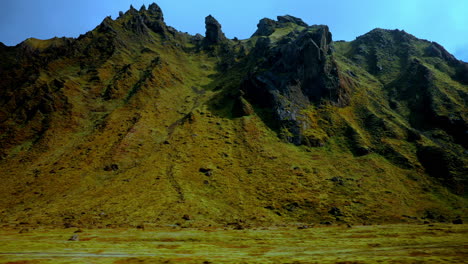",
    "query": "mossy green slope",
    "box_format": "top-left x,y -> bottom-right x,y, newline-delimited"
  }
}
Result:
0,4 -> 466,228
